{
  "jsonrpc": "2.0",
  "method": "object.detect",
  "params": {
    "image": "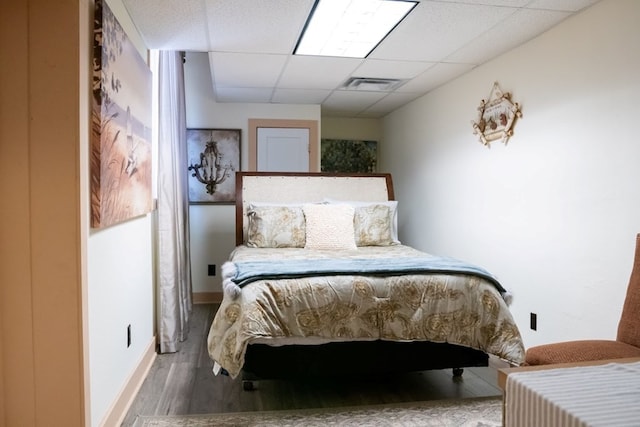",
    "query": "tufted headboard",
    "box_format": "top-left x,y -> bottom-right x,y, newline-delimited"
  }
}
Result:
235,172 -> 395,245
